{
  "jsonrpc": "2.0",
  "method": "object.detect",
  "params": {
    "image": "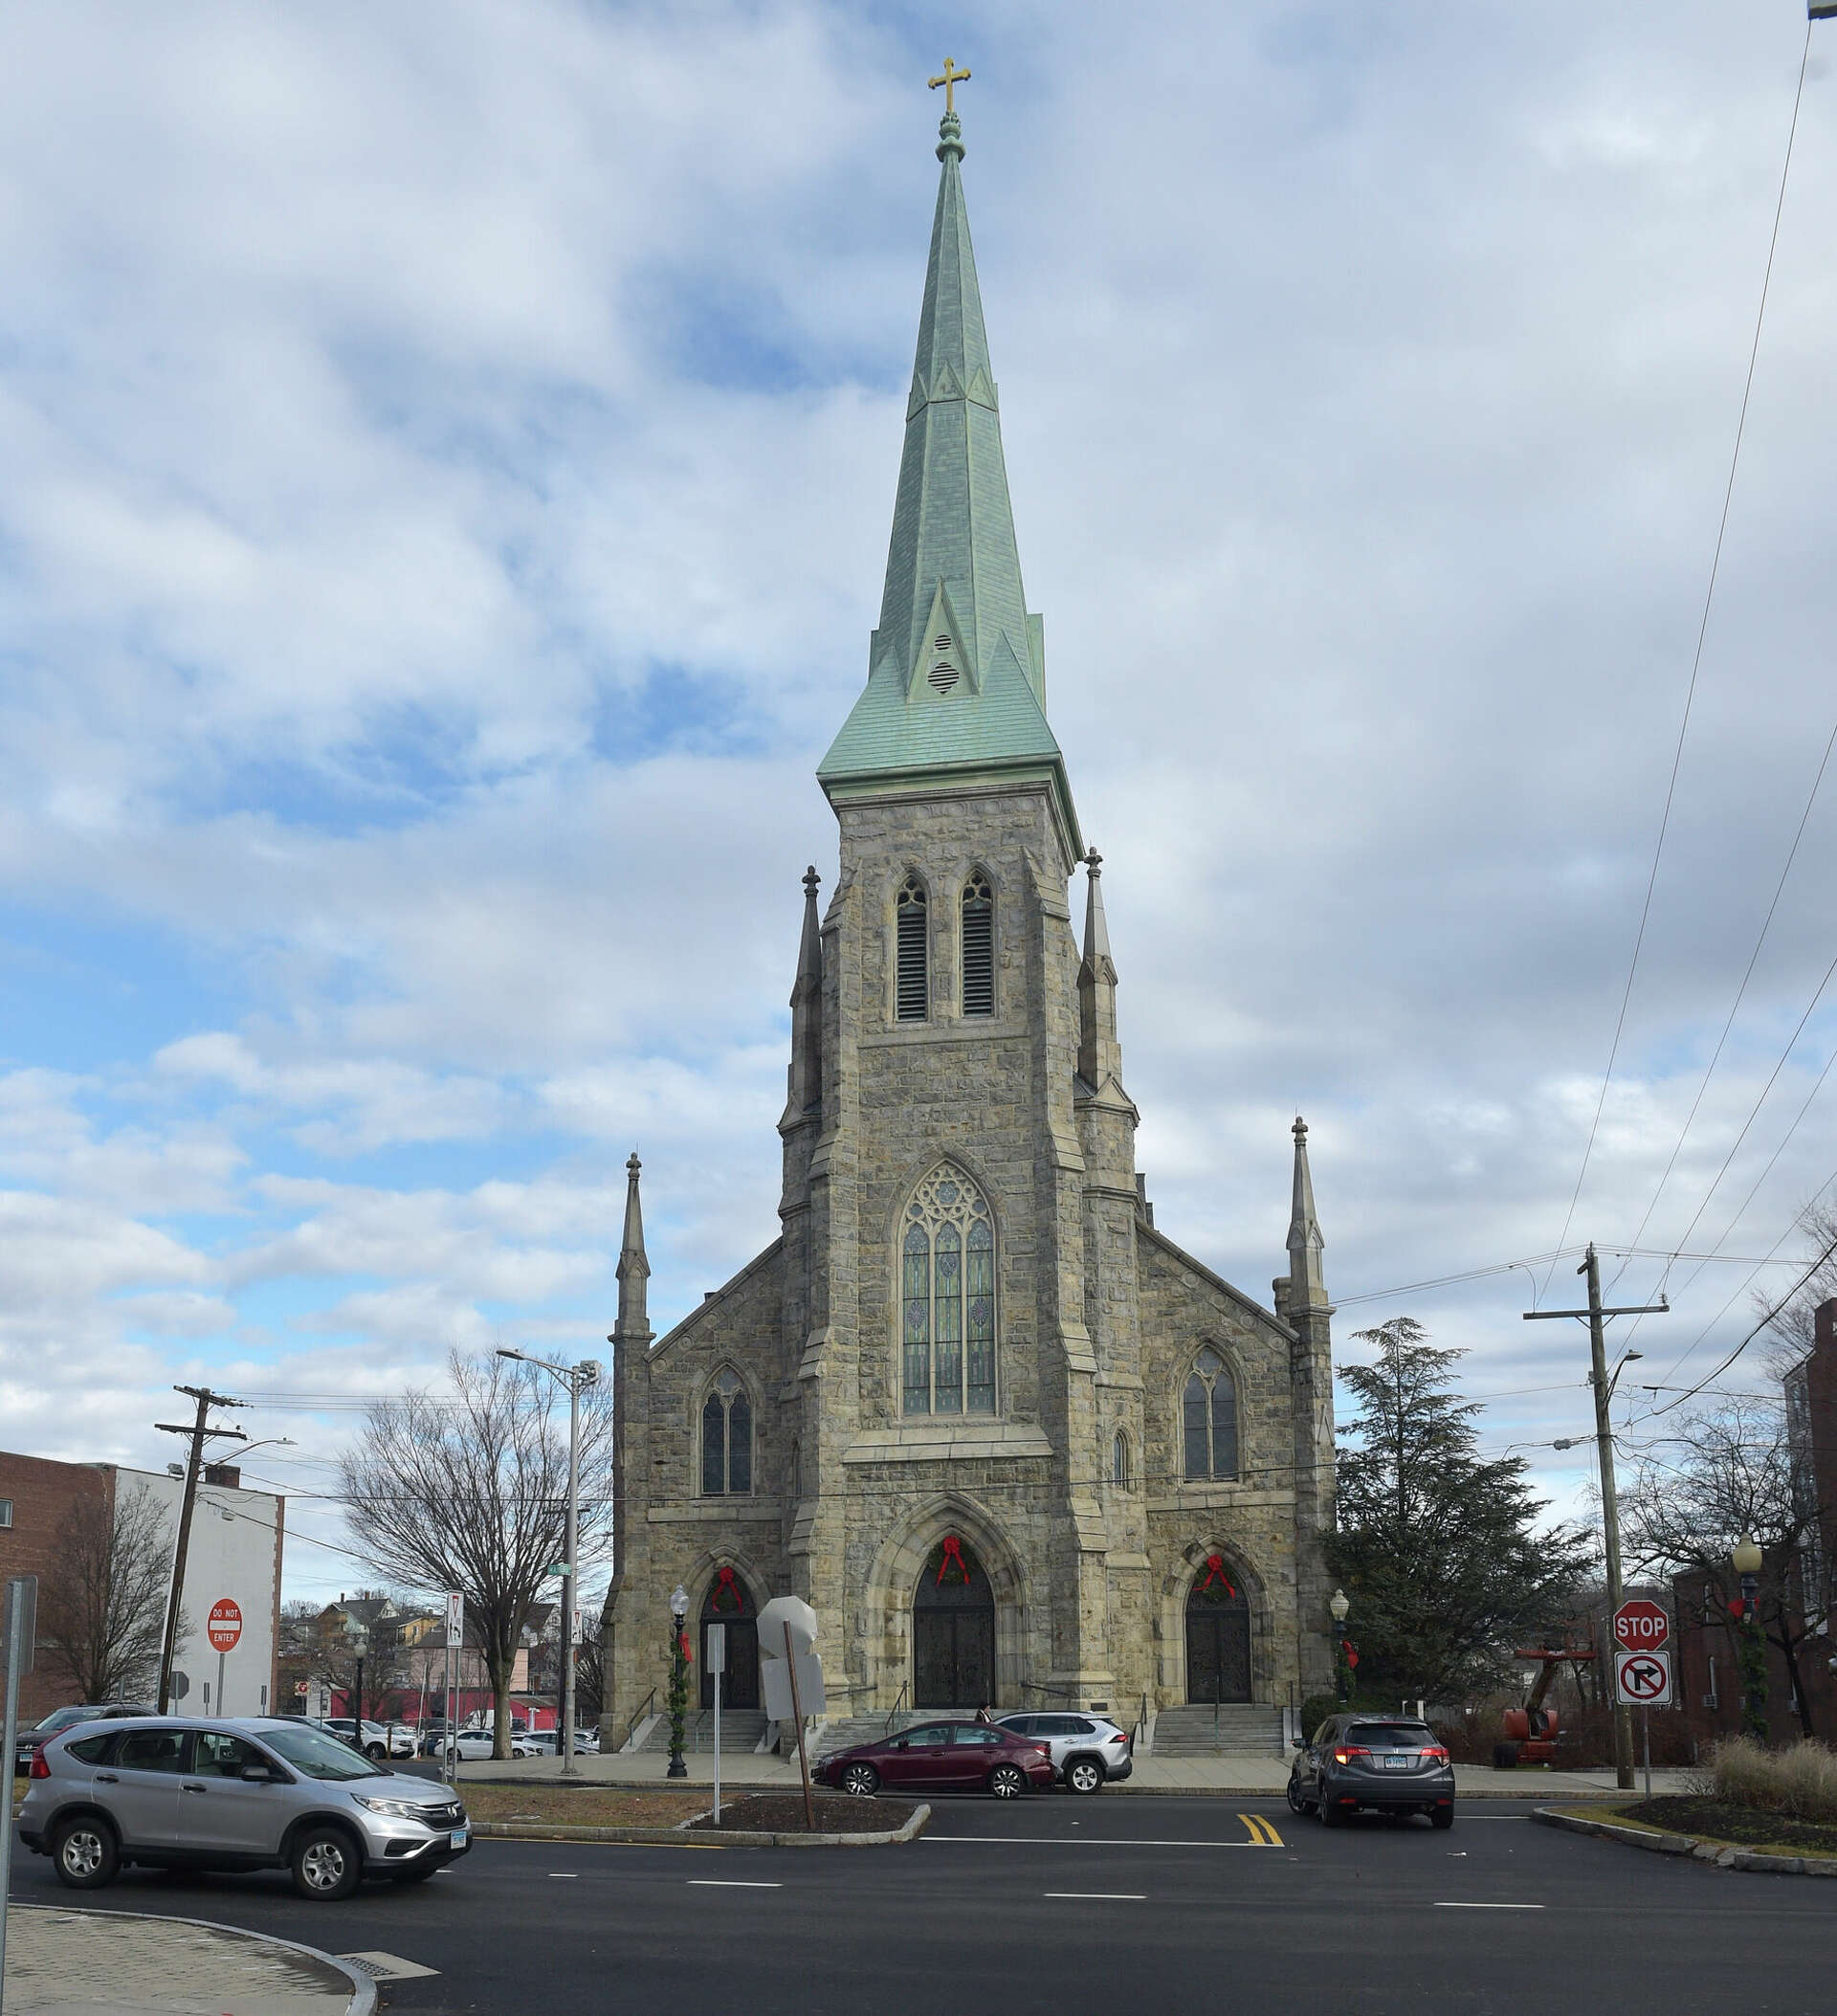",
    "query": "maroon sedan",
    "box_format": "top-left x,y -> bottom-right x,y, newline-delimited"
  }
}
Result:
817,1719 -> 1054,1799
